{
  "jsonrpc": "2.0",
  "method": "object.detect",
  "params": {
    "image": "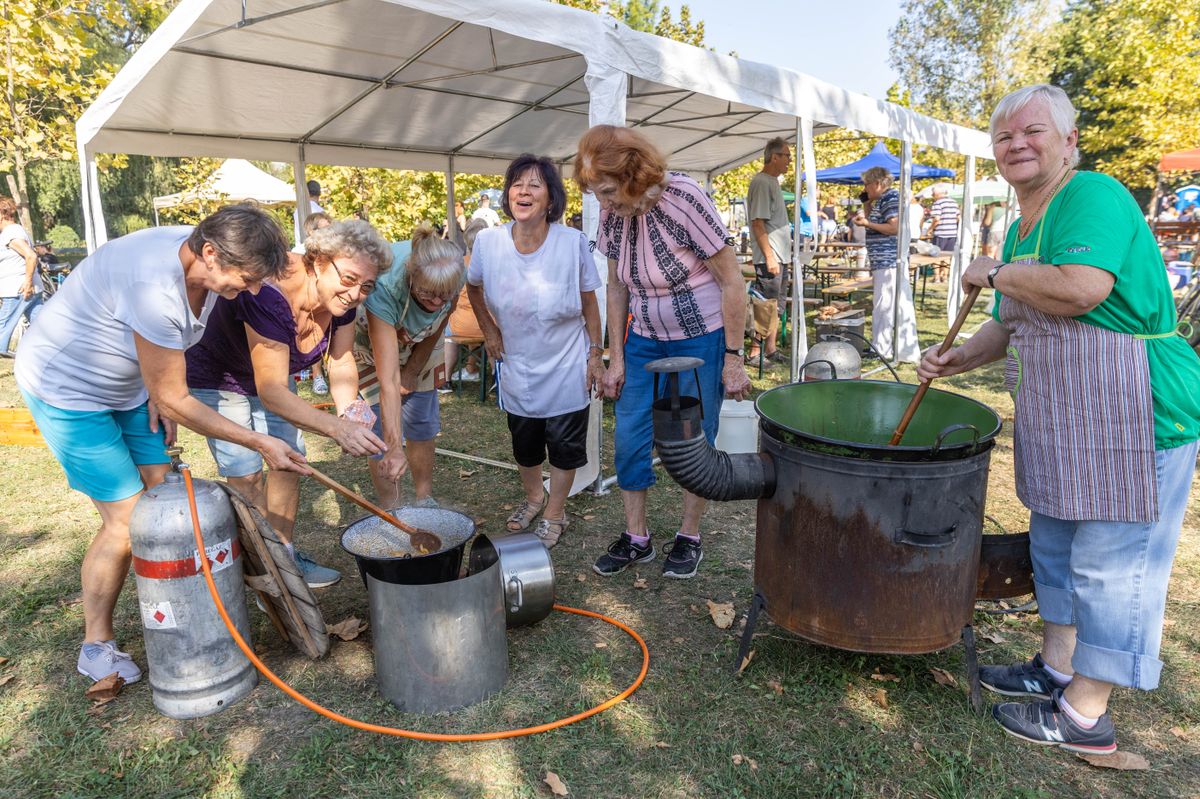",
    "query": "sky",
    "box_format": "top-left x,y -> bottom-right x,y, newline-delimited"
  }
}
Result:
676,0 -> 903,99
